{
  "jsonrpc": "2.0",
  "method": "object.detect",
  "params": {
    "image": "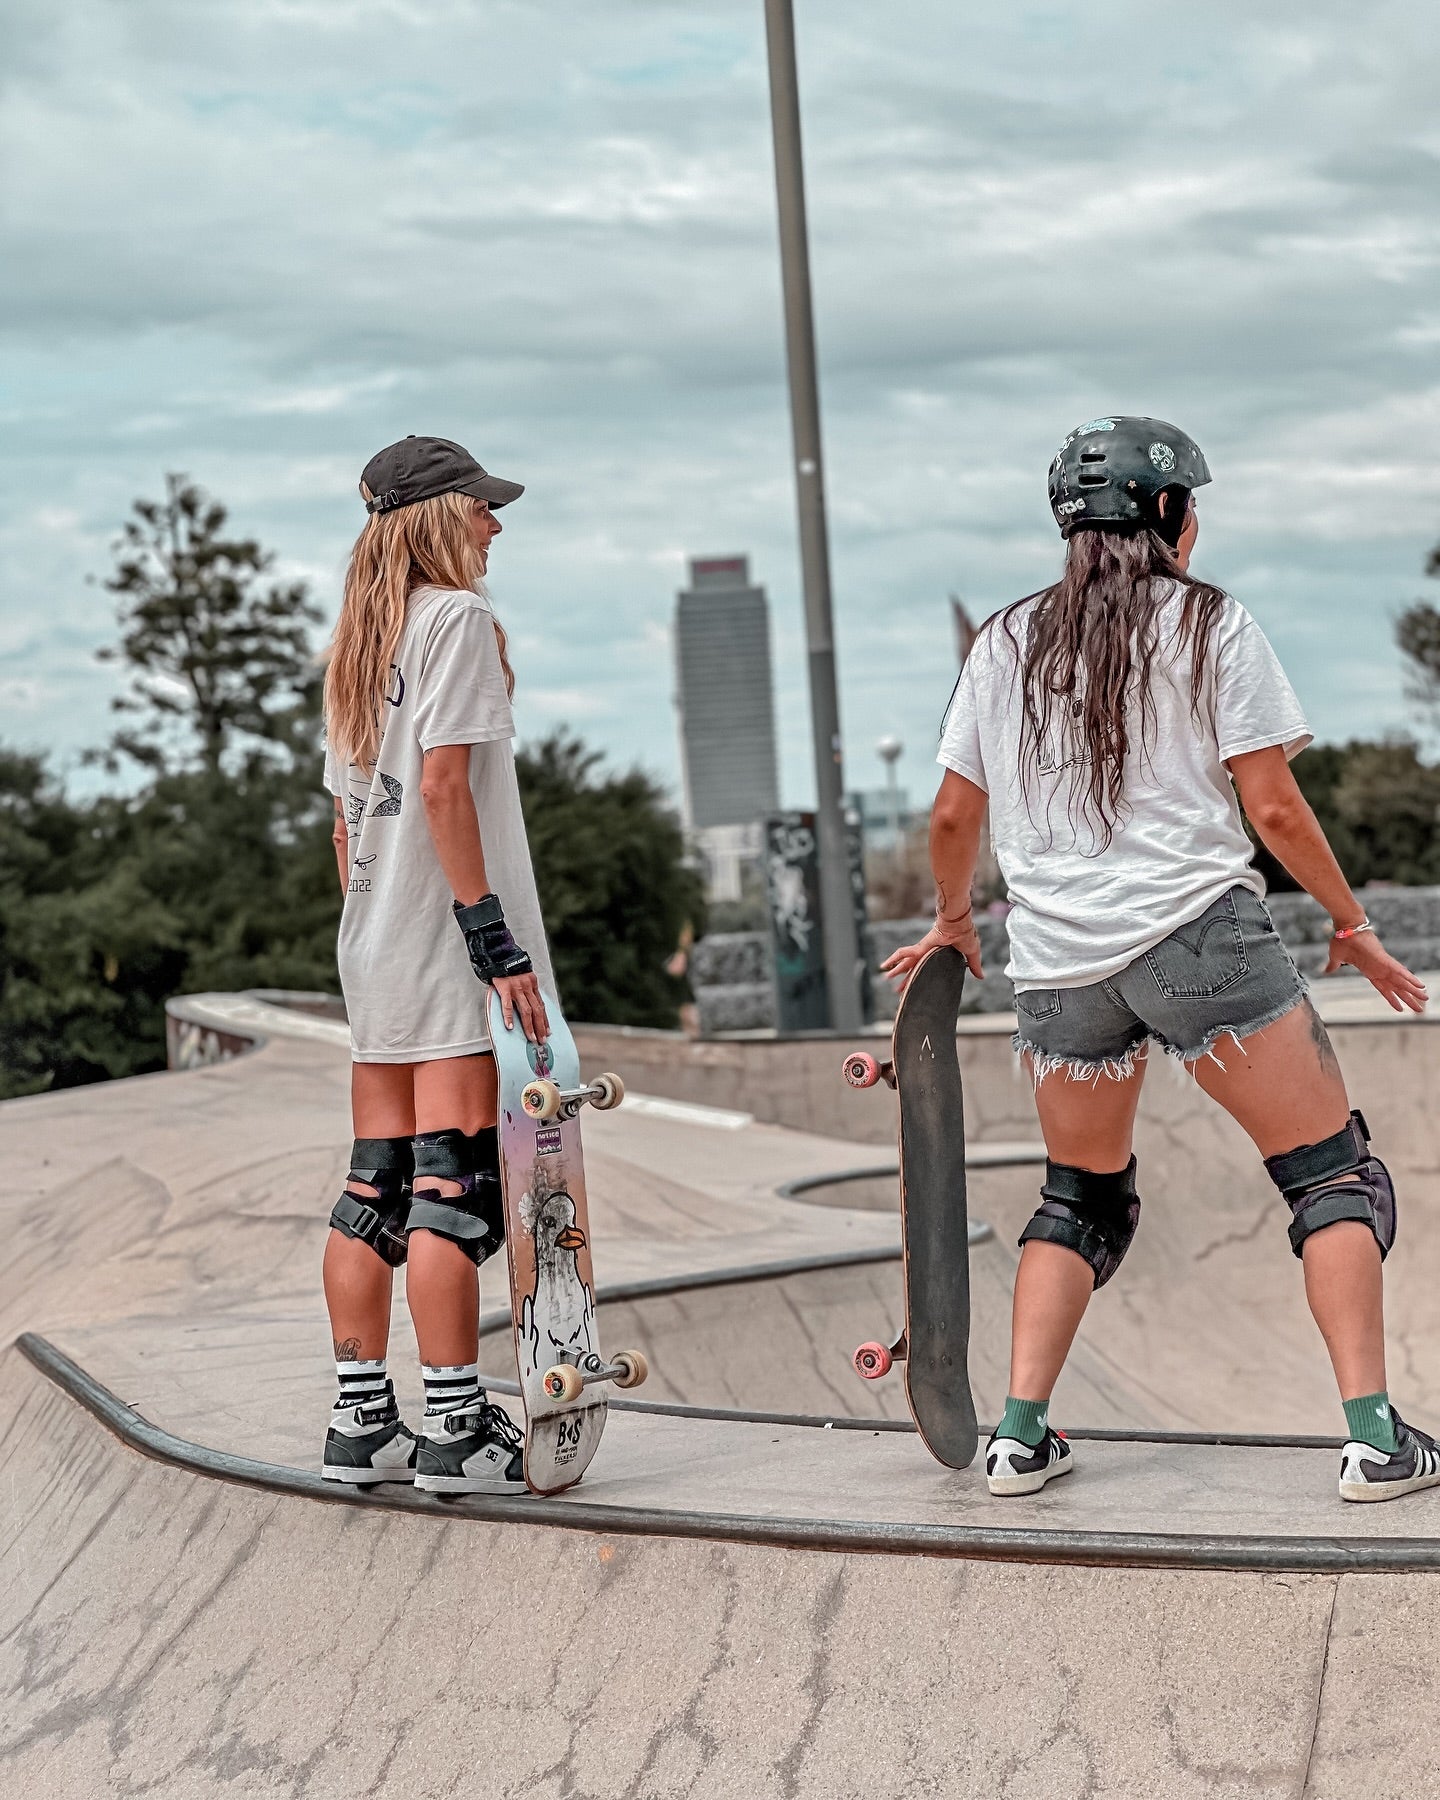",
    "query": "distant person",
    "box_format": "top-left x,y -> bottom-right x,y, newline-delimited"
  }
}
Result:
886,417 -> 1436,1504
319,434 -> 551,1493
